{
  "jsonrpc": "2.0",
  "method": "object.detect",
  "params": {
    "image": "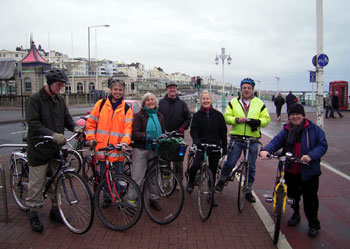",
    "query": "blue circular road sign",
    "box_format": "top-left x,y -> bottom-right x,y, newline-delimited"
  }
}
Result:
317,54 -> 329,67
